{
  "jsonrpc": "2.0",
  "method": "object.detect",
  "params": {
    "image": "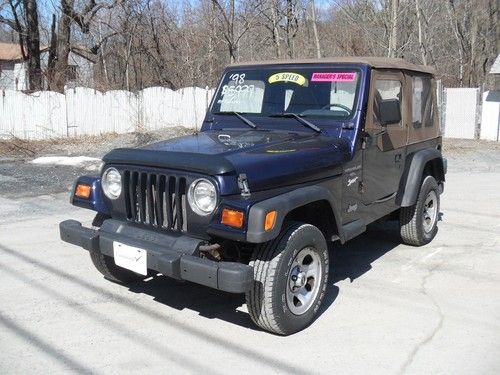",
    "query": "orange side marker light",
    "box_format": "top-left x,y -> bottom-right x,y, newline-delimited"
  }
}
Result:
221,208 -> 244,228
75,184 -> 92,199
264,210 -> 277,232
